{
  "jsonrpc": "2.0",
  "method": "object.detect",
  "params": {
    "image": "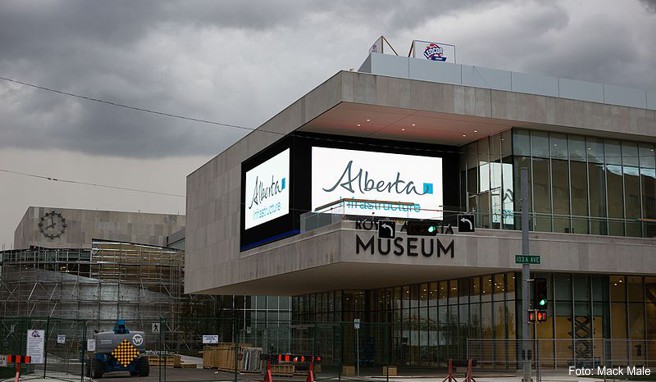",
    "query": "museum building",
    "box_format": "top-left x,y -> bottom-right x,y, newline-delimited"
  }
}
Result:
186,49 -> 656,368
